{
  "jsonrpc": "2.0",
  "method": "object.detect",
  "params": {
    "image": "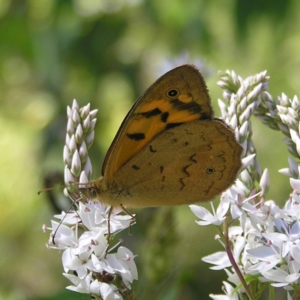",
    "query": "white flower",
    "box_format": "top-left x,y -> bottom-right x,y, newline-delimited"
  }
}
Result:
209,281 -> 239,300
64,272 -> 122,299
79,201 -> 133,235
190,197 -> 229,226
261,267 -> 300,288
62,247 -> 94,279
115,247 -> 138,283
202,251 -> 231,270
47,200 -> 138,297
47,220 -> 78,249
246,245 -> 282,273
